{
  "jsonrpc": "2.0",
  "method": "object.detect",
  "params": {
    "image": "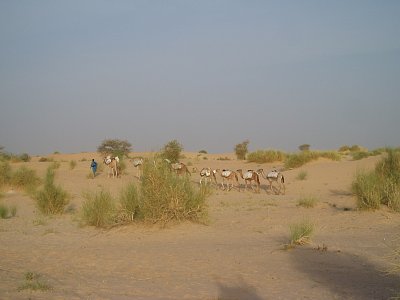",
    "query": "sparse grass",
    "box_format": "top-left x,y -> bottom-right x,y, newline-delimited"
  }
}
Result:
247,149 -> 286,164
49,161 -> 61,169
69,160 -> 77,170
118,182 -> 141,223
284,151 -> 341,169
11,166 -> 41,193
18,272 -> 52,292
297,196 -> 318,208
0,203 -> 17,218
352,149 -> 400,212
81,190 -> 116,228
0,161 -> 12,187
217,156 -> 231,161
296,170 -> 308,180
35,167 -> 69,215
289,219 -> 314,246
0,203 -> 8,218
